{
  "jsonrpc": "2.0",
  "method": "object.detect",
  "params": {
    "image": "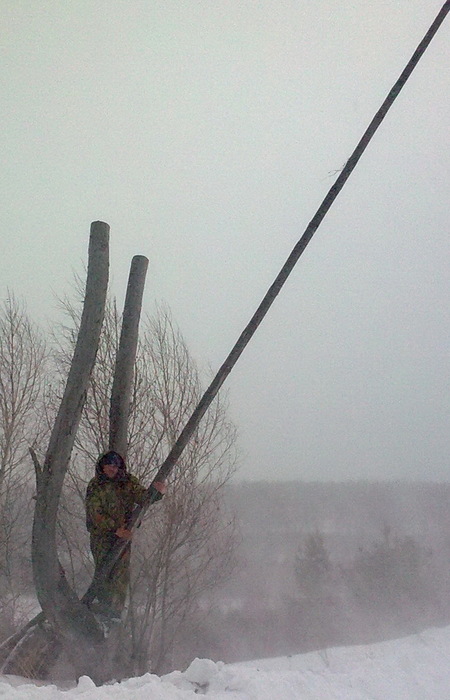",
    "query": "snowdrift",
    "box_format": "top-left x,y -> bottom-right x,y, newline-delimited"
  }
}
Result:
2,625 -> 450,699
